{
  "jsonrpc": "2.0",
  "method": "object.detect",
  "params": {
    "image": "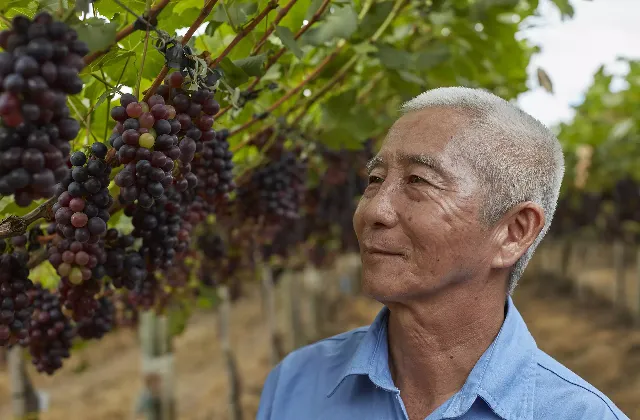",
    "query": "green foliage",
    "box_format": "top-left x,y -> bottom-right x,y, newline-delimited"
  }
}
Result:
558,59 -> 640,193
0,0 -> 571,215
